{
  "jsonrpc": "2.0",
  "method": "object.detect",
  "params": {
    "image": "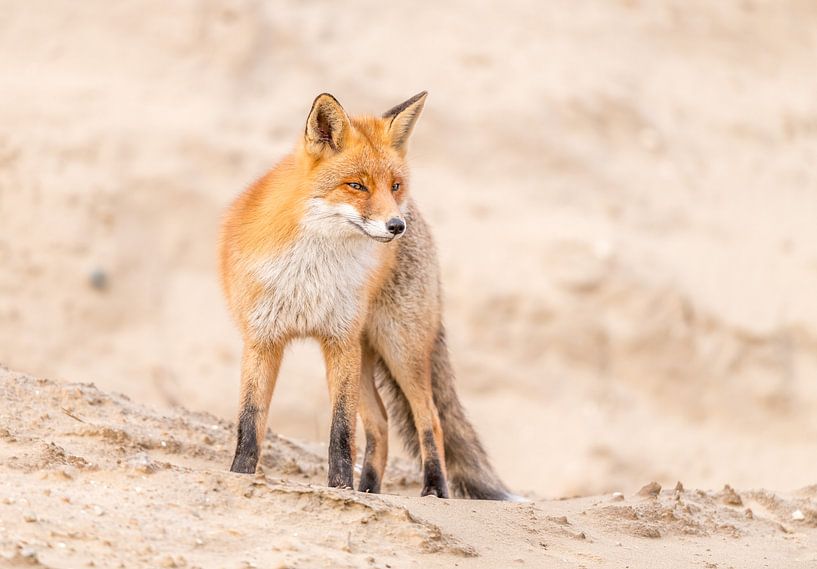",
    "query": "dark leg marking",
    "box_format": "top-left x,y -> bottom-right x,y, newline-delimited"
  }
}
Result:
328,396 -> 354,489
358,464 -> 381,494
230,404 -> 259,474
358,434 -> 381,494
421,430 -> 450,498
